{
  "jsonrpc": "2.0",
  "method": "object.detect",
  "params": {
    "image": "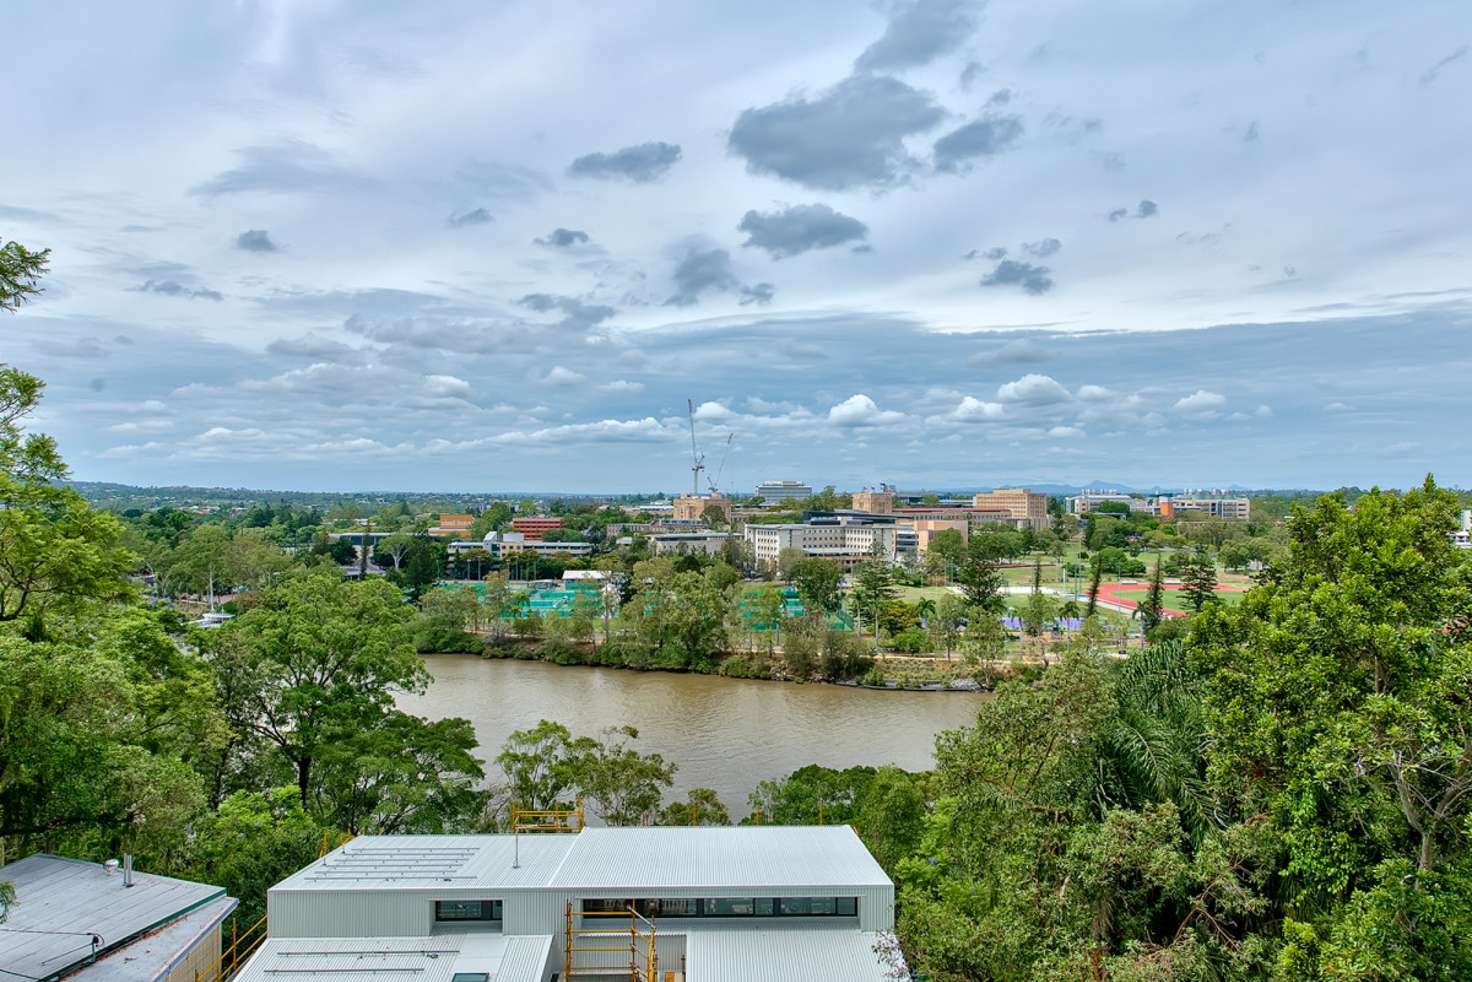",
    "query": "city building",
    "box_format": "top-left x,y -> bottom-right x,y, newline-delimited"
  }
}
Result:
850,489 -> 895,515
510,516 -> 564,541
972,488 -> 1050,528
754,479 -> 814,503
652,530 -> 734,556
241,826 -> 895,982
467,531 -> 593,558
1454,509 -> 1471,550
427,513 -> 475,537
1065,492 -> 1147,514
673,493 -> 732,522
744,521 -> 896,570
1159,496 -> 1251,521
905,517 -> 970,552
0,853 -> 238,982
